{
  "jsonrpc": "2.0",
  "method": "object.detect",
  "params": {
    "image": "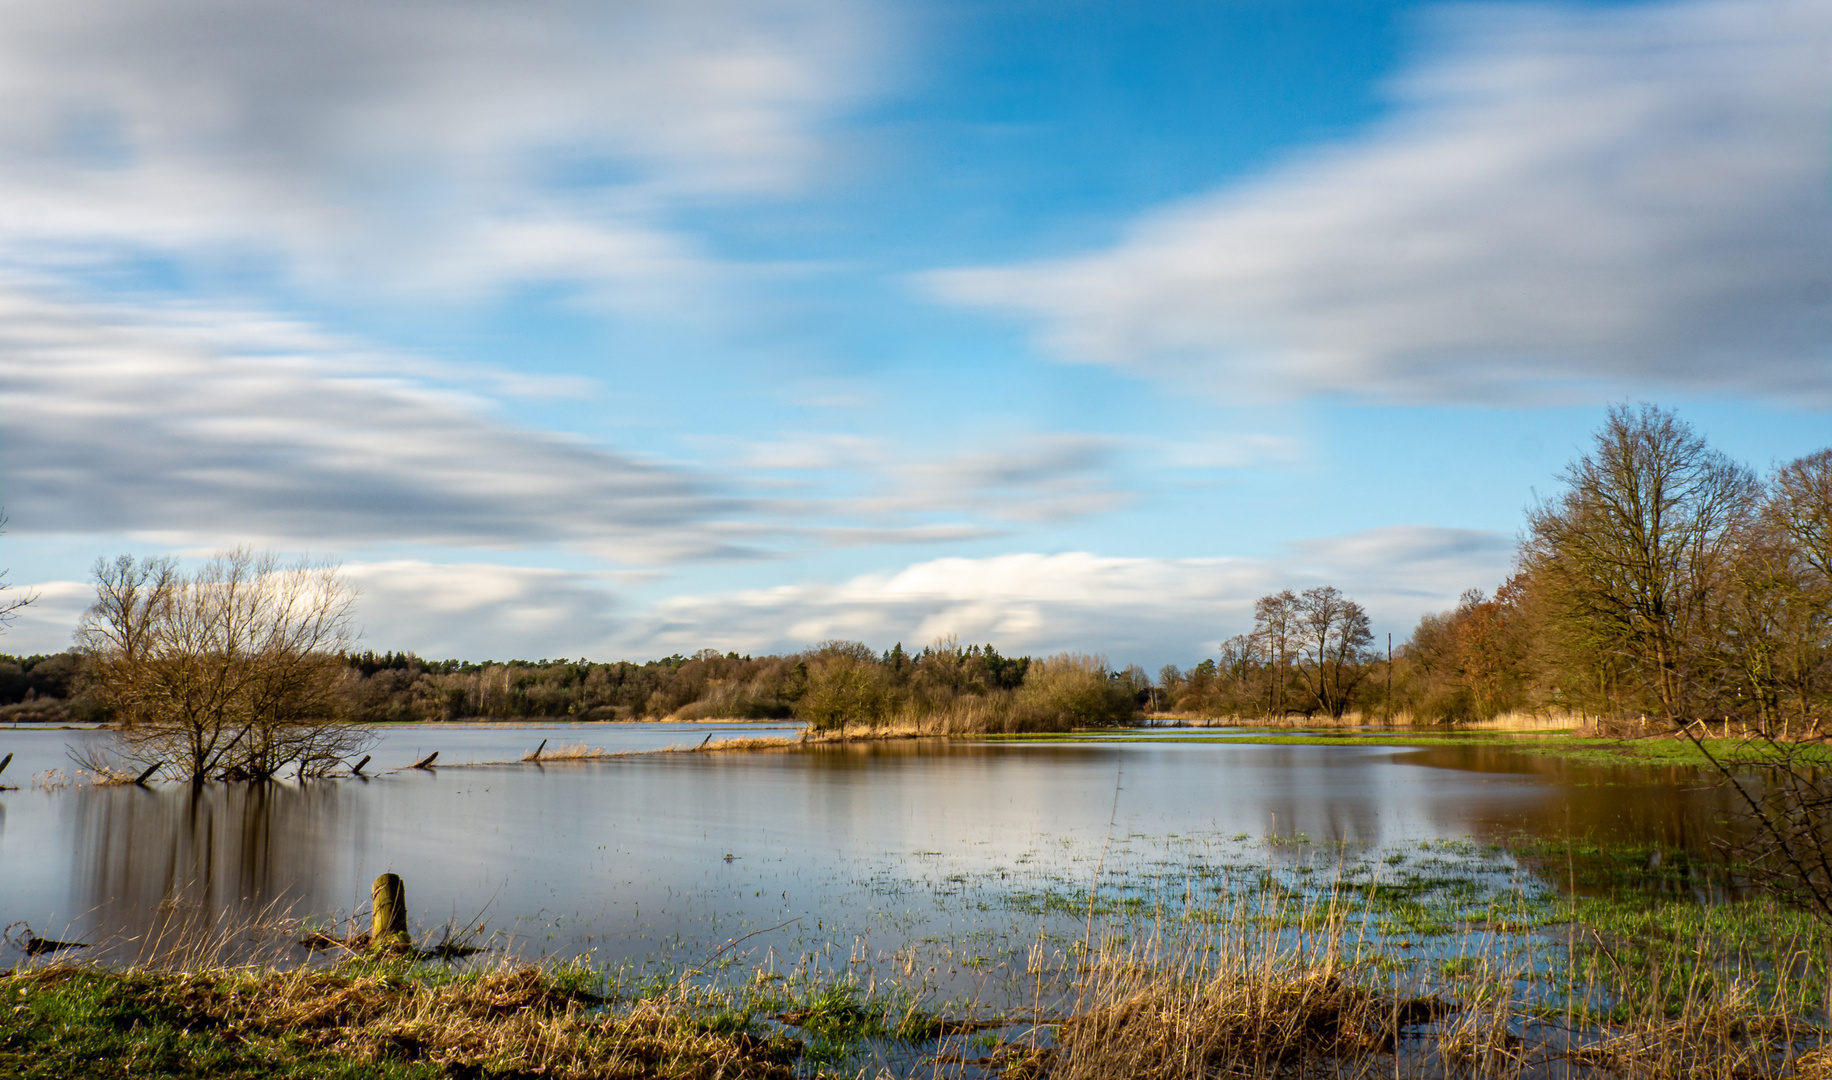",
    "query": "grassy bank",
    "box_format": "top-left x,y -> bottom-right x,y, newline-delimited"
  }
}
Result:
10,912 -> 1829,1079
0,959 -> 813,1079
14,834 -> 1832,1080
